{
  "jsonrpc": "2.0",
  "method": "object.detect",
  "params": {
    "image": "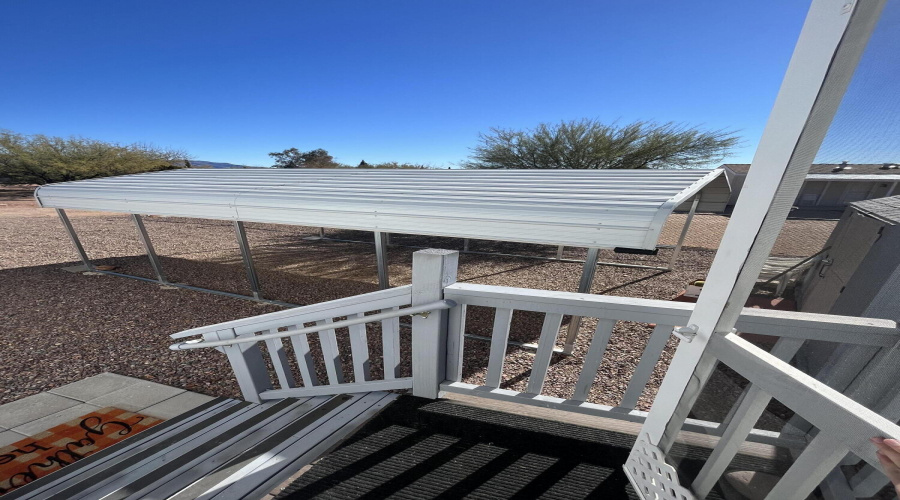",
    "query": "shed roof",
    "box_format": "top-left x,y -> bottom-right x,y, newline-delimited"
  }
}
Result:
34,168 -> 723,249
851,195 -> 900,225
723,163 -> 900,177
